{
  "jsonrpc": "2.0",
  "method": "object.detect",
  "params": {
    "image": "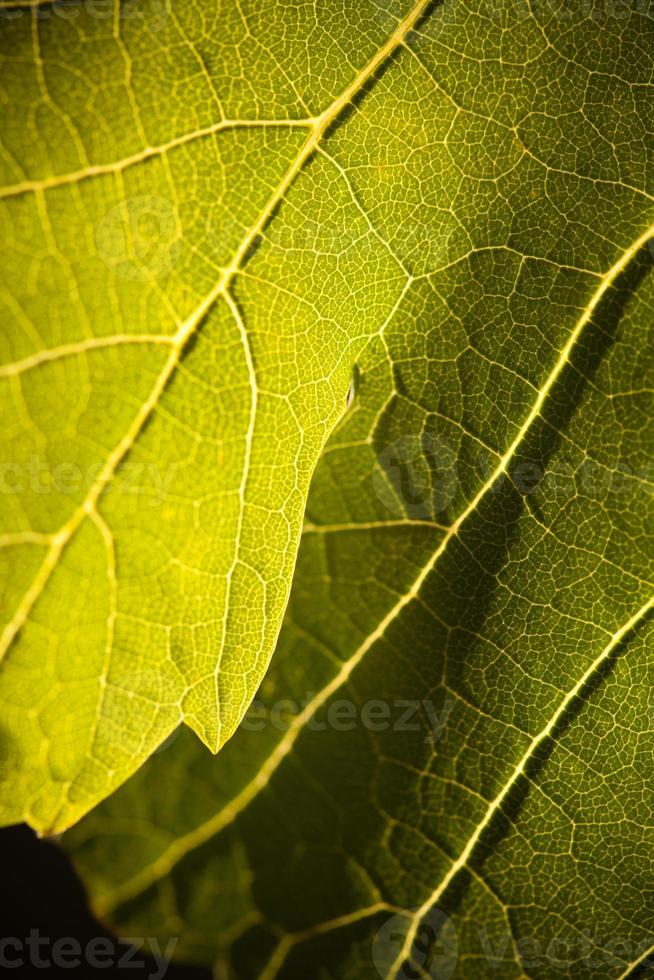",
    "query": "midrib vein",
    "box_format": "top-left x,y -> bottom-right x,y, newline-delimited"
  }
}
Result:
0,0 -> 432,661
387,591 -> 654,978
96,217 -> 654,916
